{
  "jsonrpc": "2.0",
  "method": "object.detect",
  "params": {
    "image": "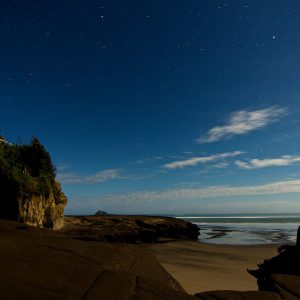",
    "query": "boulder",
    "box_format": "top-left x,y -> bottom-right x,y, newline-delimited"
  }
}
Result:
271,274 -> 300,300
